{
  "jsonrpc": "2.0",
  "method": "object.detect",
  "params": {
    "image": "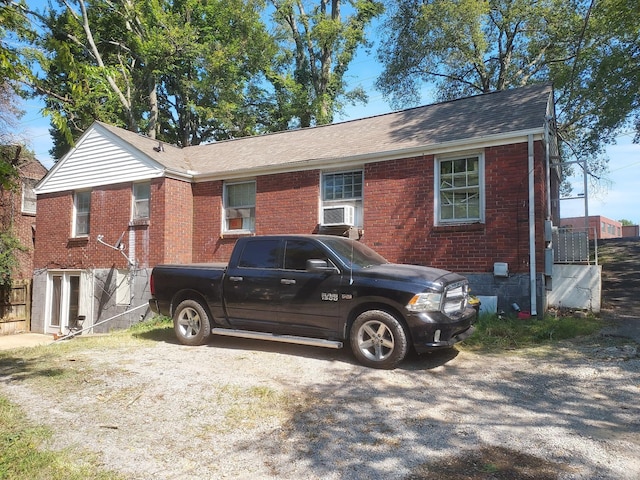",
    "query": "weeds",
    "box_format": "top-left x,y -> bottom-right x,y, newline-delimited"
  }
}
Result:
461,312 -> 605,352
0,396 -> 121,480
